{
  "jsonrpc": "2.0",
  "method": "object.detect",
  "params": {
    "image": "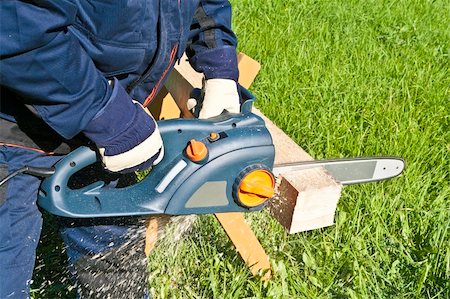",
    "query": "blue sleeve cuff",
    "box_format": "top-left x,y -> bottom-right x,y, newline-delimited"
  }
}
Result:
83,79 -> 155,154
189,46 -> 239,81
